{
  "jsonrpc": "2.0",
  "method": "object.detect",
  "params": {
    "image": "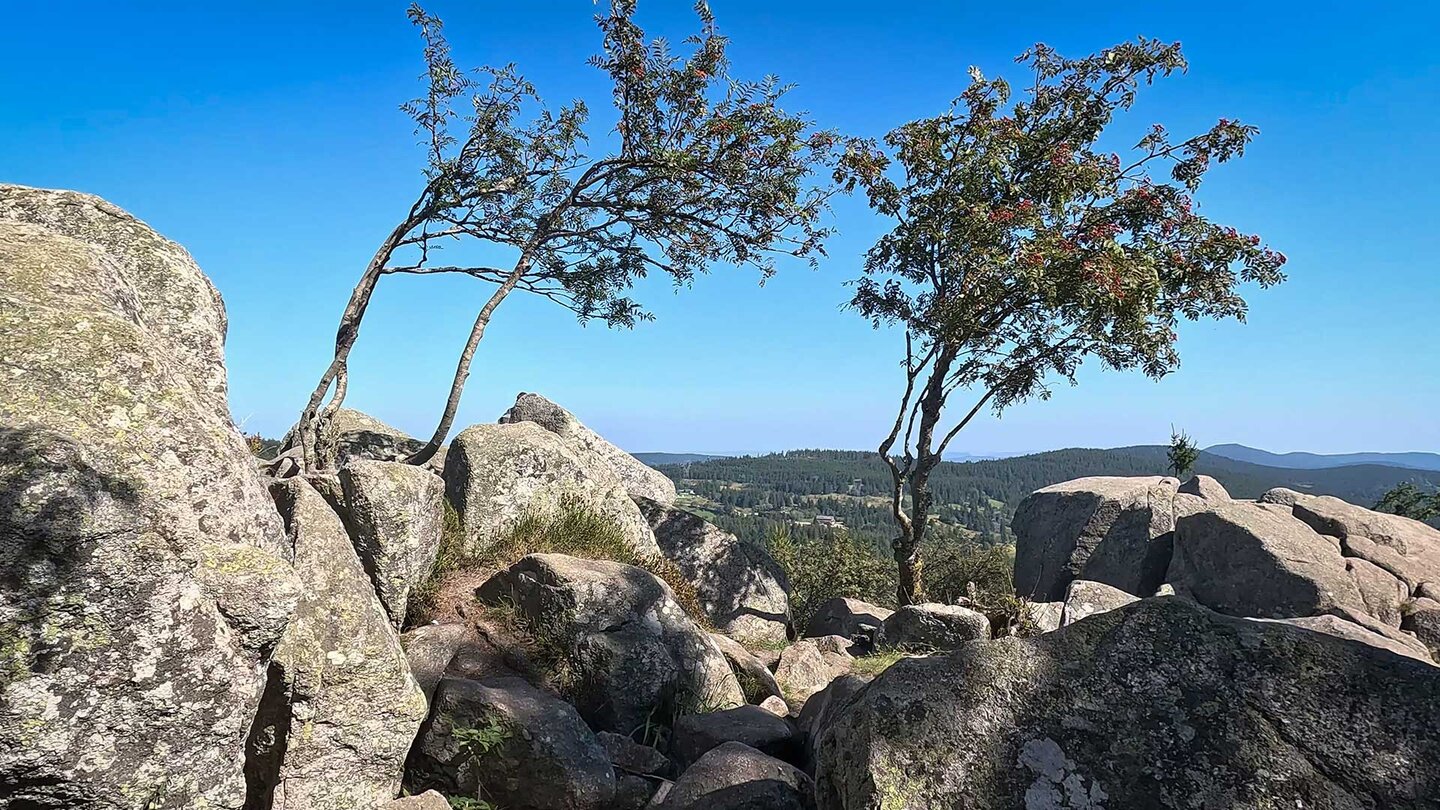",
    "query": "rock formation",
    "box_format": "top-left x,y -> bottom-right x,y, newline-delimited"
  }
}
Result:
500,392 -> 677,504
637,496 -> 792,644
0,185 -> 301,807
